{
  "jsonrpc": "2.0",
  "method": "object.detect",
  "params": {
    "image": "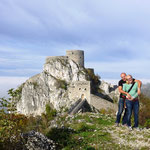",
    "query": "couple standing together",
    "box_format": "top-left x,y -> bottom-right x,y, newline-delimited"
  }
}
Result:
115,73 -> 142,130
